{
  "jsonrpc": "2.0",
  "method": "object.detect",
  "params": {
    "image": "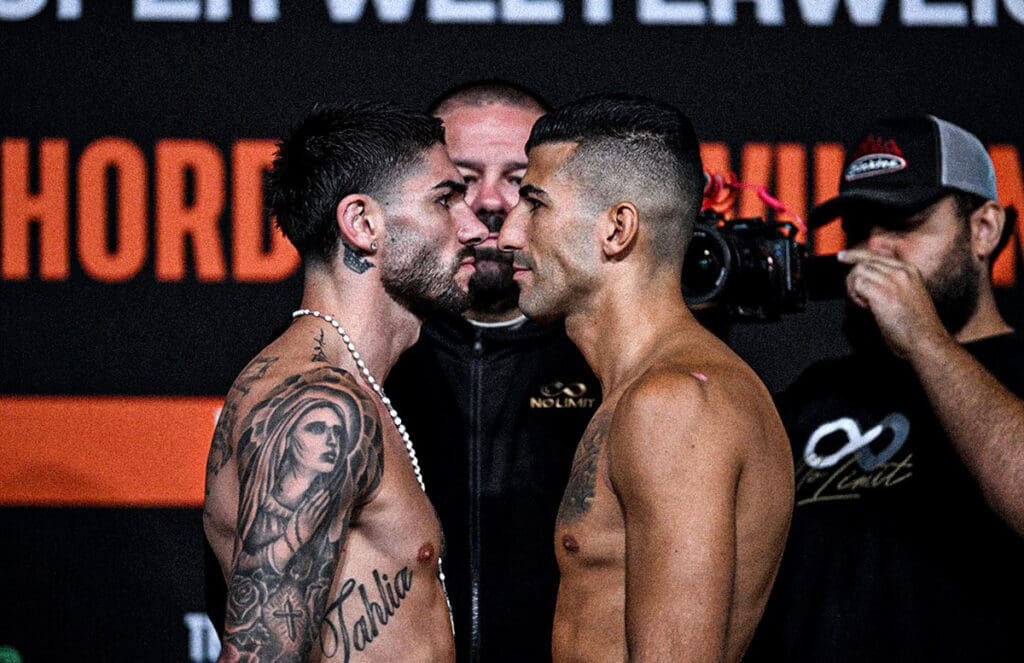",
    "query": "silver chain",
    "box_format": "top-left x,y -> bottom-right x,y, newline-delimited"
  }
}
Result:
291,308 -> 454,634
